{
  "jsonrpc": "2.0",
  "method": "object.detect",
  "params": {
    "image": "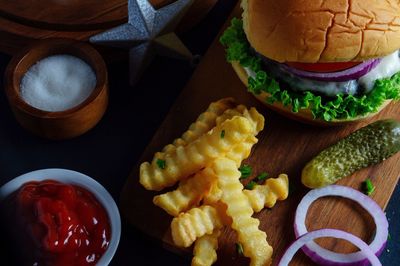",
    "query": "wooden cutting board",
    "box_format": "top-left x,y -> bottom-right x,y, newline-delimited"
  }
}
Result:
120,3 -> 400,265
0,0 -> 217,55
